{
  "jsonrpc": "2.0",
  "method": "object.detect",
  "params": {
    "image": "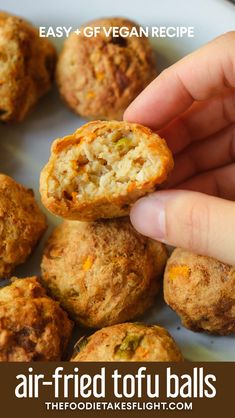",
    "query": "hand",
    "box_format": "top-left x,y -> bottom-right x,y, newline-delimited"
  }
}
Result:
124,32 -> 235,265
